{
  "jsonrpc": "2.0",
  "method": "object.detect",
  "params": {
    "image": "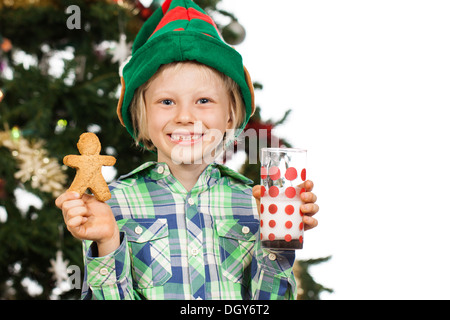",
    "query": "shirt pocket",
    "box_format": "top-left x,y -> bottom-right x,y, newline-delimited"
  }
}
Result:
122,218 -> 172,289
216,219 -> 259,283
